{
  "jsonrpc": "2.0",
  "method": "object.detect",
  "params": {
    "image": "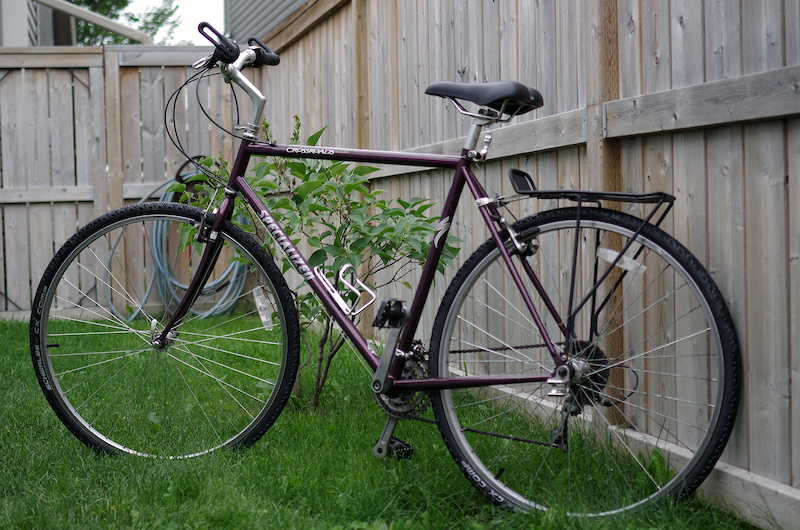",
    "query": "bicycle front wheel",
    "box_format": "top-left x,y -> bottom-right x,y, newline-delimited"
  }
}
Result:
430,207 -> 741,516
30,202 -> 300,458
